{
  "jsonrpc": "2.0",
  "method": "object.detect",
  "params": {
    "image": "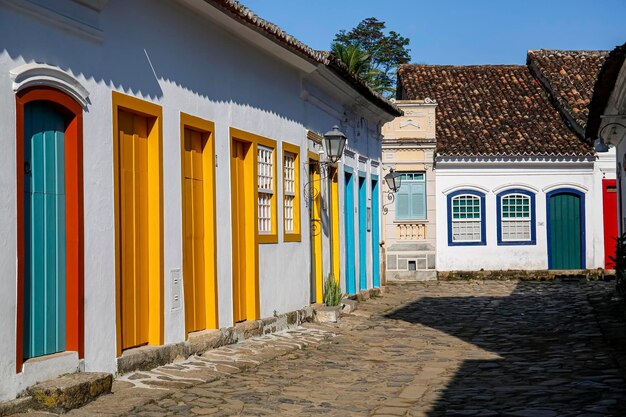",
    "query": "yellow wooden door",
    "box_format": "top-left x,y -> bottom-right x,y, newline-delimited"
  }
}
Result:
310,162 -> 323,303
119,110 -> 150,350
231,141 -> 247,322
183,128 -> 207,333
